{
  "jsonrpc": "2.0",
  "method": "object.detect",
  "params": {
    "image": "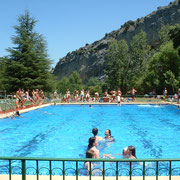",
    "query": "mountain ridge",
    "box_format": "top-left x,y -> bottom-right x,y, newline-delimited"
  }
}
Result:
53,0 -> 180,82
